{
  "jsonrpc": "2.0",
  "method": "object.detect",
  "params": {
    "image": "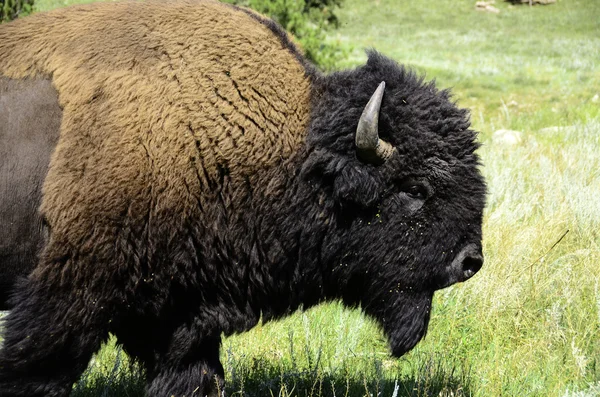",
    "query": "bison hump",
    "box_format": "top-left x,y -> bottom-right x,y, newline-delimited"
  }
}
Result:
0,0 -> 312,207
